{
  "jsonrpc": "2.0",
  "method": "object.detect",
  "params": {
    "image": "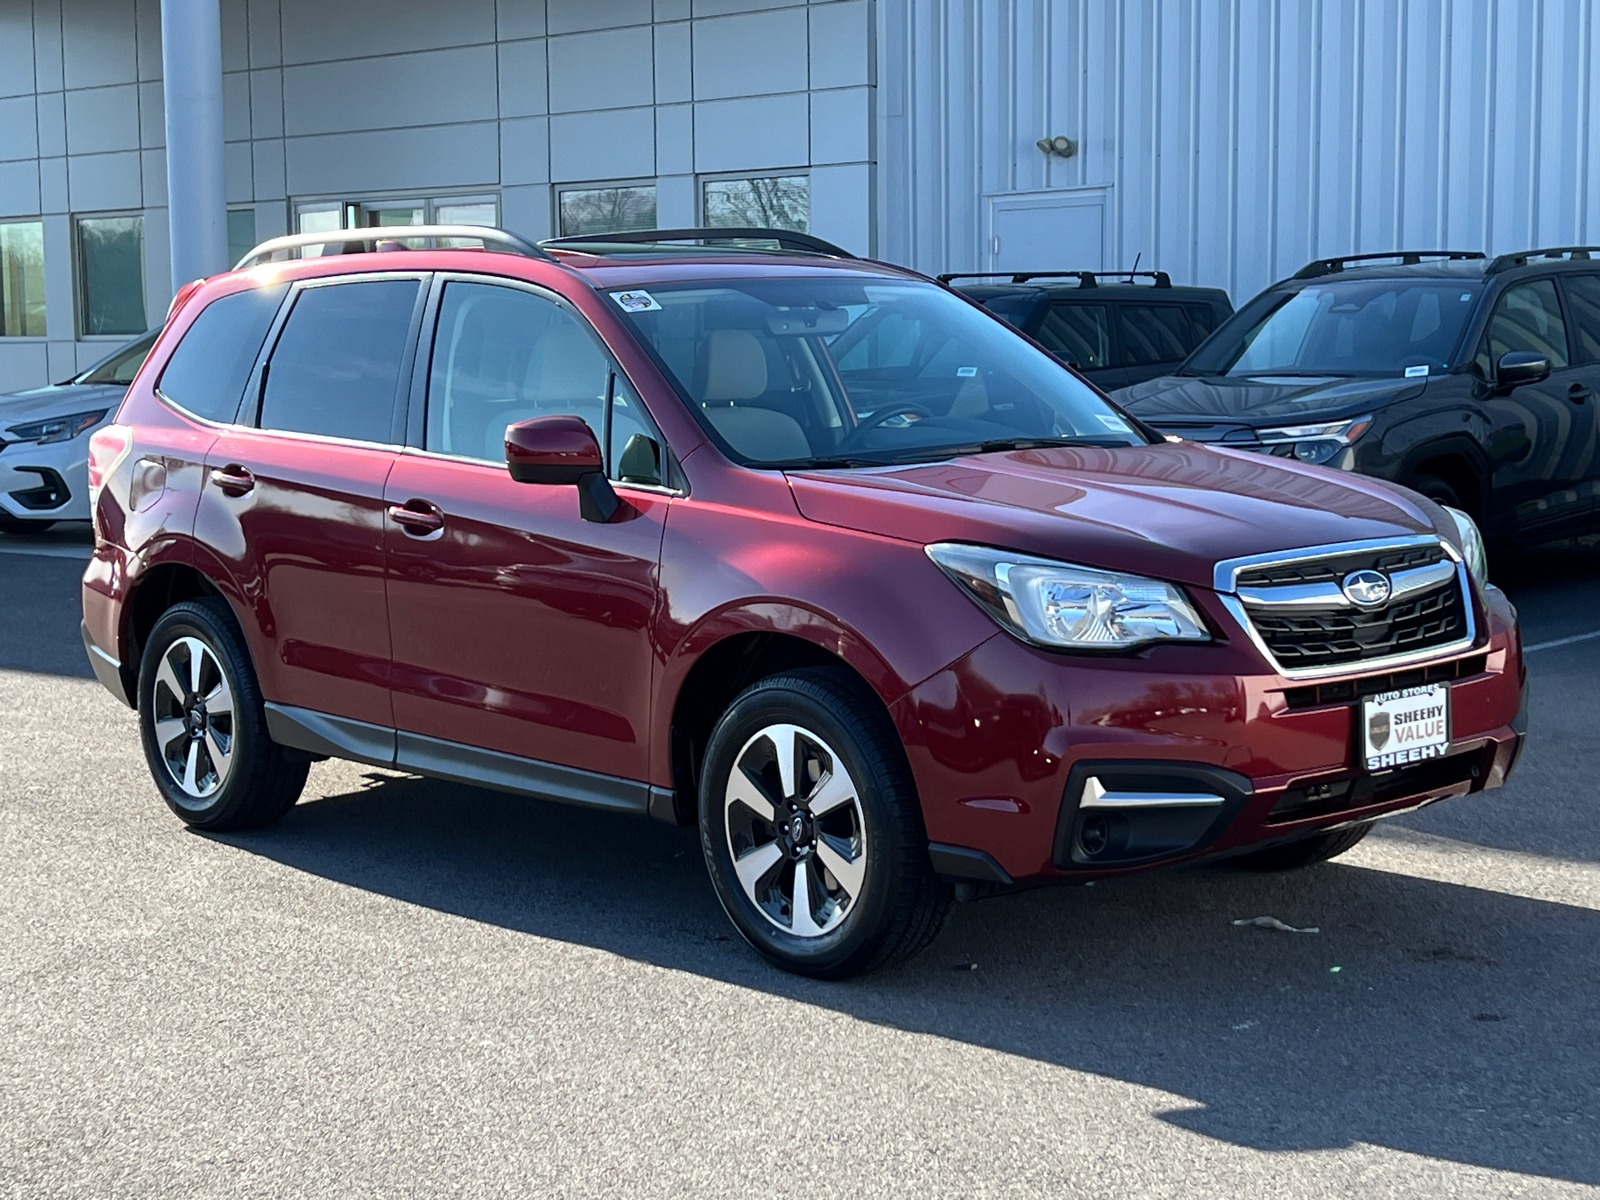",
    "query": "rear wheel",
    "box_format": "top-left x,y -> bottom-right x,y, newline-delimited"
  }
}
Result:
1234,821 -> 1373,871
699,668 -> 951,978
137,597 -> 308,831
